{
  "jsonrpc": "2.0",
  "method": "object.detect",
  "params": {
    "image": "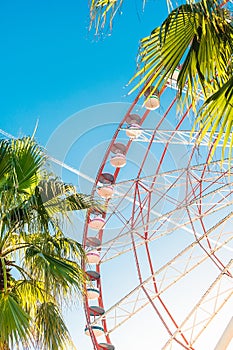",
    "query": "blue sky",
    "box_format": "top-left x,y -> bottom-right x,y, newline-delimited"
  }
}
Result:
0,2 -> 174,349
0,0 -> 167,145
